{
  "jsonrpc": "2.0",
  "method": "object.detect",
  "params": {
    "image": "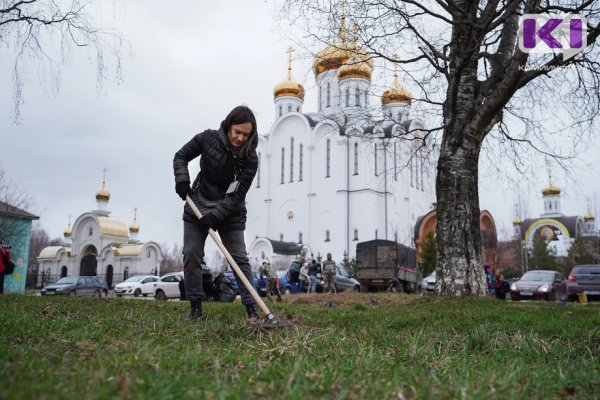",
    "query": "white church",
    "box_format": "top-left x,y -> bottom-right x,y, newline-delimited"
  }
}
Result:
37,173 -> 163,288
245,15 -> 436,267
